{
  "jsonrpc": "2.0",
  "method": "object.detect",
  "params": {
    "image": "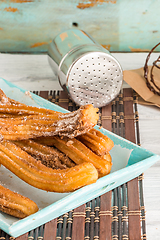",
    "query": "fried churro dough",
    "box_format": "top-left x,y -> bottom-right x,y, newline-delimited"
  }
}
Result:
0,104 -> 99,140
0,89 -> 99,140
77,128 -> 114,156
0,184 -> 38,218
36,136 -> 112,178
0,89 -> 61,116
0,140 -> 98,192
14,139 -> 75,169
